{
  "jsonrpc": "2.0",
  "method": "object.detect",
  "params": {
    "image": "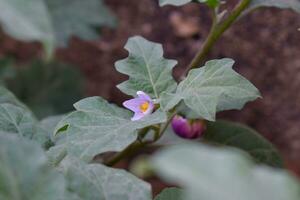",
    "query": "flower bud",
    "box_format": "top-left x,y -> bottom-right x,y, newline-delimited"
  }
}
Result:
171,115 -> 206,139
